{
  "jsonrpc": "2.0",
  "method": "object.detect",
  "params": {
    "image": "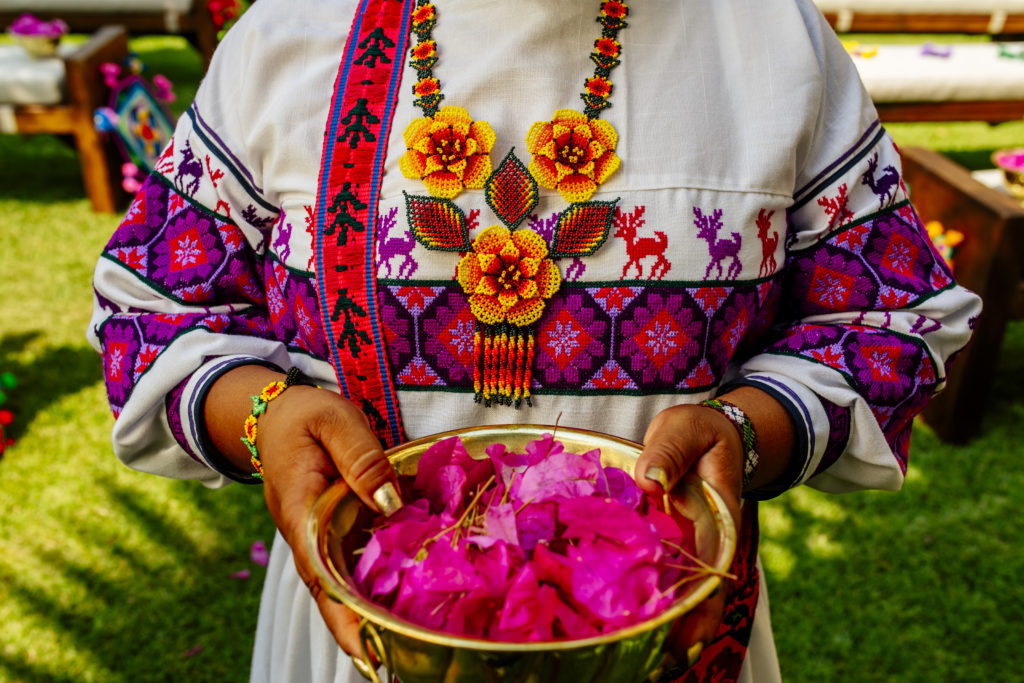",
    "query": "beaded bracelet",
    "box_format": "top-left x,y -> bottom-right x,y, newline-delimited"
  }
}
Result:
700,398 -> 760,490
241,367 -> 315,481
